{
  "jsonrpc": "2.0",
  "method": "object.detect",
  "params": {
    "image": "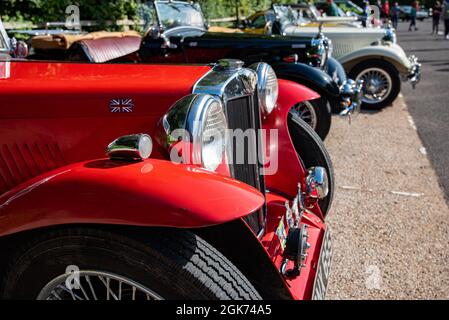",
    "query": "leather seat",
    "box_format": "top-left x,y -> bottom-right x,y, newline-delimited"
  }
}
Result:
67,36 -> 141,63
